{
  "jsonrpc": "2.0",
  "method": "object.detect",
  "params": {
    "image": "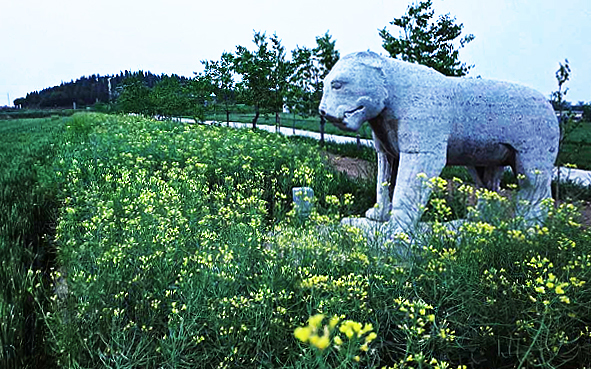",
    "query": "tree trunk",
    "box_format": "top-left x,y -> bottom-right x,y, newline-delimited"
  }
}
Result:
226,109 -> 230,127
320,115 -> 326,147
275,111 -> 280,133
292,112 -> 296,134
252,105 -> 259,130
356,133 -> 361,150
556,165 -> 561,207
